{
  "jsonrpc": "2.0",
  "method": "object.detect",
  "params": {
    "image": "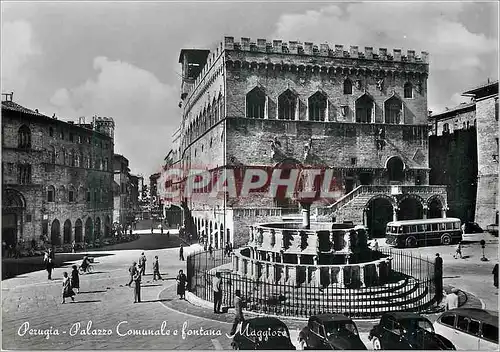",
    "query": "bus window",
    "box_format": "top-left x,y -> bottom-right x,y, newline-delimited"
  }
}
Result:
398,226 -> 403,233
453,222 -> 460,230
445,222 -> 453,230
439,223 -> 446,231
392,226 -> 398,233
431,224 -> 438,231
411,225 -> 417,233
403,226 -> 410,234
418,224 -> 425,232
